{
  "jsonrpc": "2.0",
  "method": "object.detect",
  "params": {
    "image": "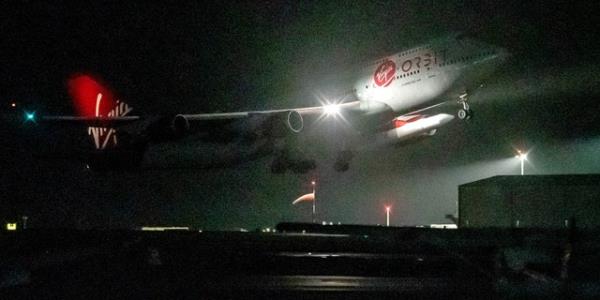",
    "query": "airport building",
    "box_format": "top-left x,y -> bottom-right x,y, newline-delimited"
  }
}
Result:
459,175 -> 600,228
